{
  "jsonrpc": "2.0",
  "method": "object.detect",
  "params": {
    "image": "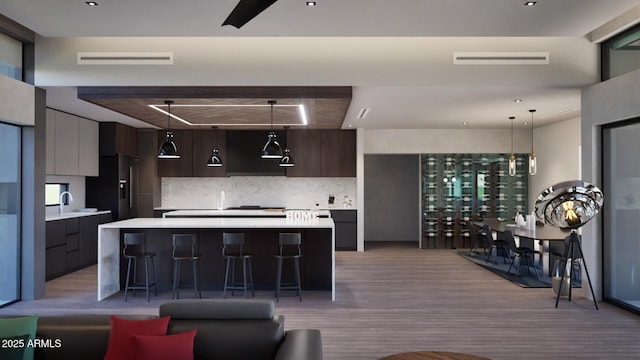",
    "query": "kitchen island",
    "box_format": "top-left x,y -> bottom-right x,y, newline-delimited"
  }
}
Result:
162,209 -> 331,218
97,217 -> 335,301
